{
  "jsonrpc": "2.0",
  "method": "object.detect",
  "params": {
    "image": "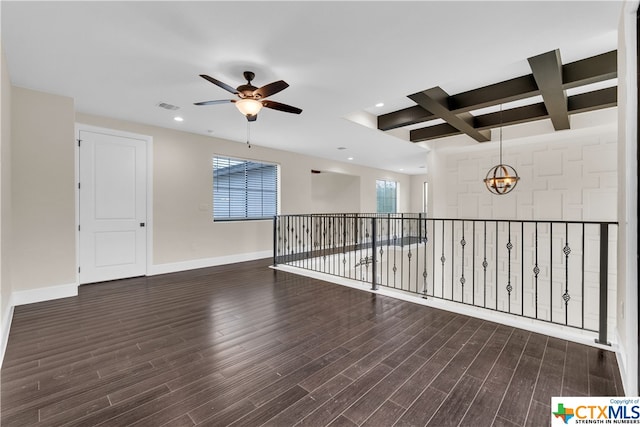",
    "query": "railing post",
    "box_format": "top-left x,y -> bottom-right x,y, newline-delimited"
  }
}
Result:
596,223 -> 611,345
371,217 -> 378,291
273,215 -> 278,266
